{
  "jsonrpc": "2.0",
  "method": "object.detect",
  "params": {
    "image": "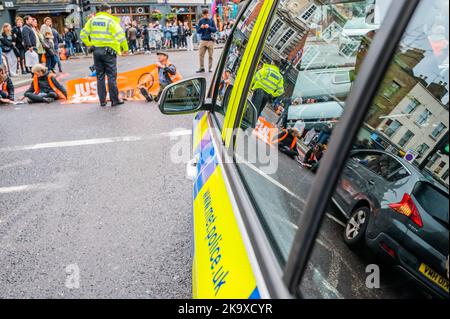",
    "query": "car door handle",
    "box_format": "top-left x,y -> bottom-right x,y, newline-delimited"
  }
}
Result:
368,179 -> 375,186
